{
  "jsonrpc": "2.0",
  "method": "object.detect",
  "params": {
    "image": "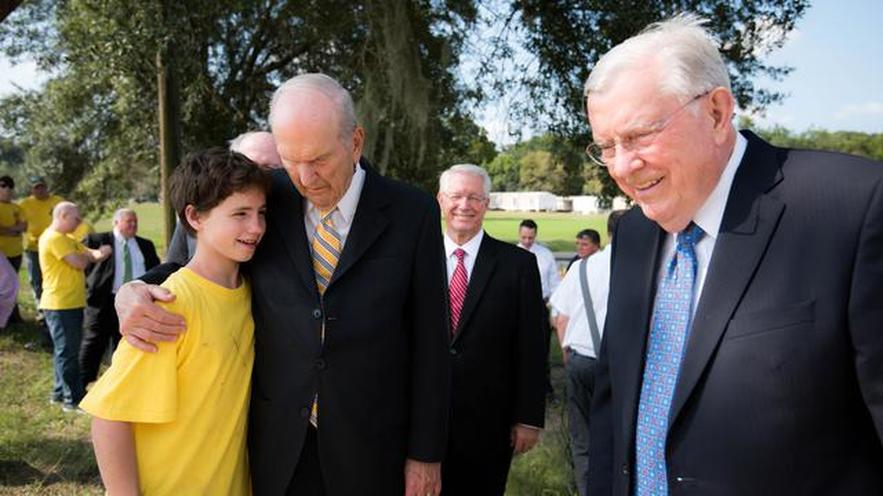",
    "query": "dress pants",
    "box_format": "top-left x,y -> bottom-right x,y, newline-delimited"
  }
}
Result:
566,349 -> 597,496
442,436 -> 513,495
79,303 -> 121,385
286,425 -> 327,495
